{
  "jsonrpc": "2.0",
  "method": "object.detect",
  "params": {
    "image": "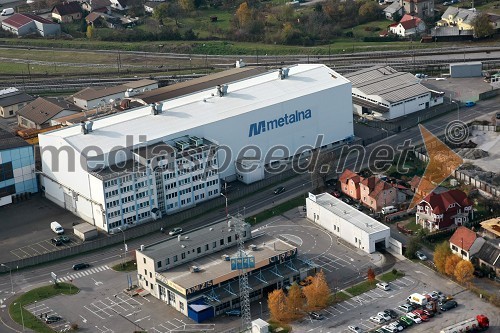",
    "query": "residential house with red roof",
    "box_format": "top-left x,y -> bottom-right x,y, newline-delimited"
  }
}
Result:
449,226 -> 485,261
389,14 -> 426,37
339,169 -> 363,200
360,176 -> 406,212
52,1 -> 82,23
416,189 -> 473,231
1,13 -> 60,37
